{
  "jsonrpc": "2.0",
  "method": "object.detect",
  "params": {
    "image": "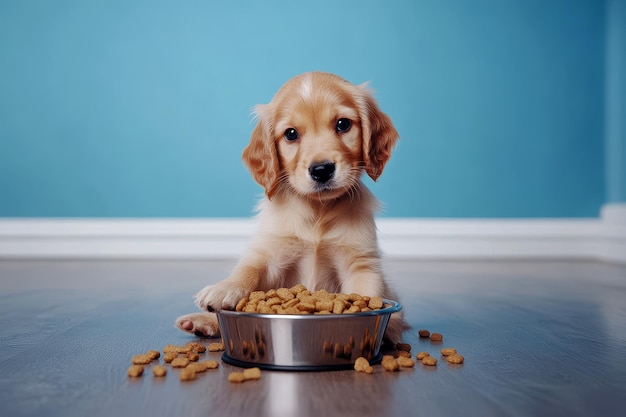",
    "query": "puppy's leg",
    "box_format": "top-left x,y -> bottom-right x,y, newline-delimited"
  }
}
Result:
337,254 -> 385,298
174,312 -> 220,338
337,255 -> 409,345
194,254 -> 267,312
